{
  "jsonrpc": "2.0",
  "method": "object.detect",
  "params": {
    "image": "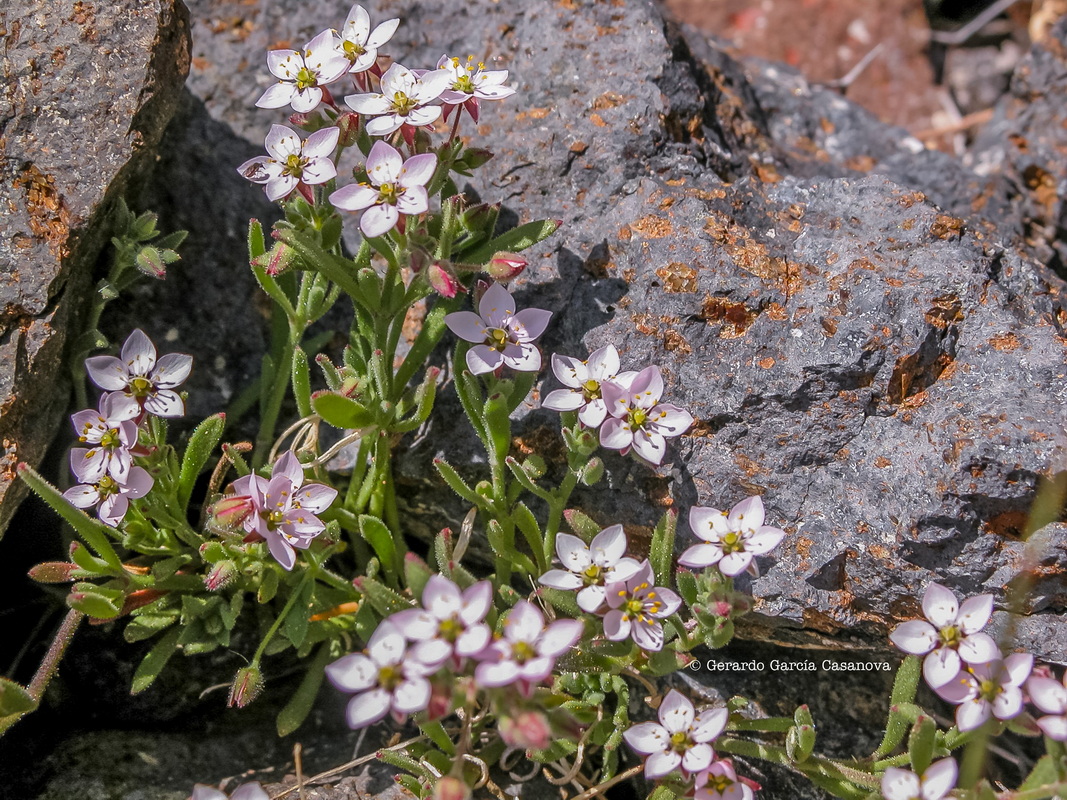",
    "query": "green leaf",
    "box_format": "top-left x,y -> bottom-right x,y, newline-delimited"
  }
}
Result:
462,218 -> 560,265
284,579 -> 313,649
648,787 -> 678,800
676,570 -> 698,607
392,367 -> 439,433
277,643 -> 332,736
131,627 -> 181,693
358,514 -> 399,575
481,392 -> 512,465
541,587 -> 581,618
357,575 -> 414,616
512,502 -> 545,565
18,465 -> 122,571
178,412 -> 226,509
68,542 -> 111,575
908,714 -> 936,776
433,458 -> 483,506
67,583 -> 124,620
278,229 -> 366,309
563,508 -> 601,539
248,219 -> 267,260
124,614 -> 177,643
258,567 -> 279,603
649,509 -> 678,586
528,738 -> 577,763
292,346 -> 312,418
403,553 -> 434,602
1019,755 -> 1060,791
0,678 -> 36,716
312,391 -> 376,429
